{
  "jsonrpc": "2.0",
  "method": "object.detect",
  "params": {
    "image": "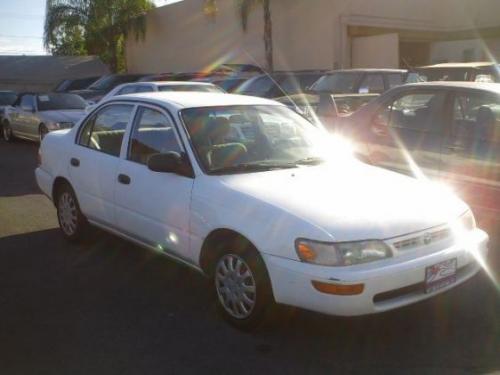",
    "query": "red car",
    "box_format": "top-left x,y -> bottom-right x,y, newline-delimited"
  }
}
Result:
341,82 -> 500,228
